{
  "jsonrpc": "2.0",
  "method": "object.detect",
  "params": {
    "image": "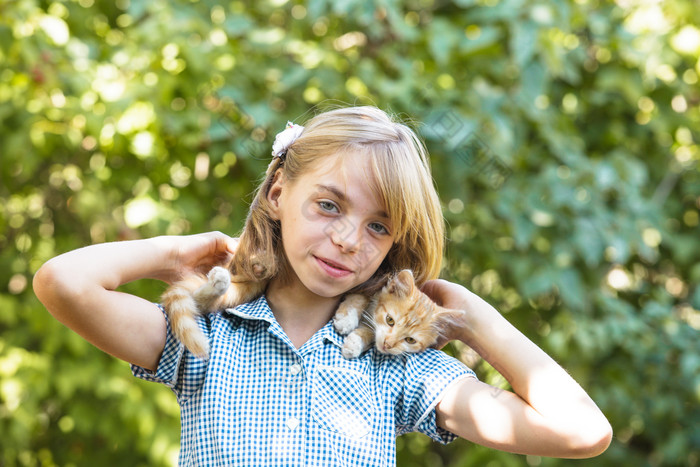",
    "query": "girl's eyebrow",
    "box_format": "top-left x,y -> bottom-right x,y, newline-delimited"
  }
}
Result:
315,184 -> 346,202
315,184 -> 389,219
